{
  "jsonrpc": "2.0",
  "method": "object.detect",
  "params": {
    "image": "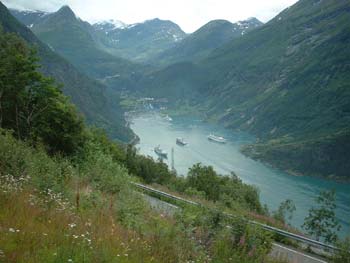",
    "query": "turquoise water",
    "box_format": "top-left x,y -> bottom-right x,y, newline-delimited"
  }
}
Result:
130,112 -> 350,237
